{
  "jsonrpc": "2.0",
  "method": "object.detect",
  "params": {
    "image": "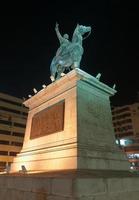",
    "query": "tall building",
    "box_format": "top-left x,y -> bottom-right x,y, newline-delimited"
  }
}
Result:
112,102 -> 139,170
0,92 -> 28,171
